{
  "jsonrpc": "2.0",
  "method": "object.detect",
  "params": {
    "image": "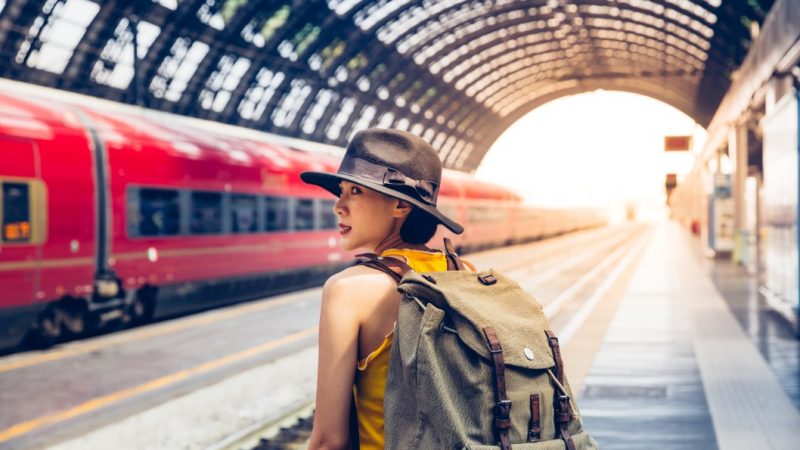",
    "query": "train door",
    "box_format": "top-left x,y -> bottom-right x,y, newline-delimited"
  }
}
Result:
0,138 -> 44,346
